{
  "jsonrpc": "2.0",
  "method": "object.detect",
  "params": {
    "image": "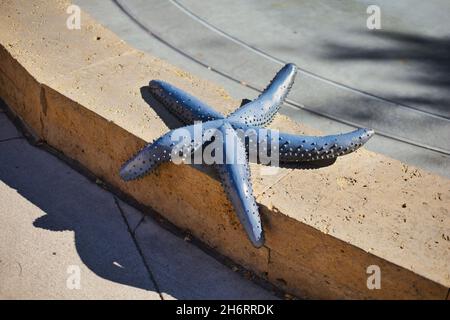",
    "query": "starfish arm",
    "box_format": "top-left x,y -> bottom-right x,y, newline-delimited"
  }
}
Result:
215,123 -> 264,247
275,128 -> 375,162
227,63 -> 297,127
149,80 -> 225,125
120,119 -> 224,181
230,121 -> 374,163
